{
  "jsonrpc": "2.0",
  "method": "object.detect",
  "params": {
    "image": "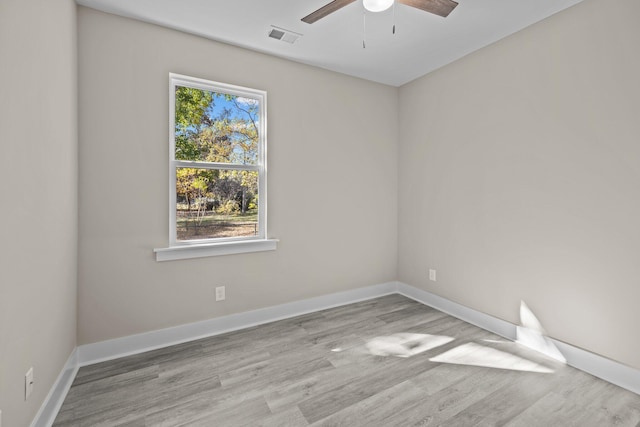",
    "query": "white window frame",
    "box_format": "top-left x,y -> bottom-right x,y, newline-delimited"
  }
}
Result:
154,73 -> 276,261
